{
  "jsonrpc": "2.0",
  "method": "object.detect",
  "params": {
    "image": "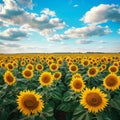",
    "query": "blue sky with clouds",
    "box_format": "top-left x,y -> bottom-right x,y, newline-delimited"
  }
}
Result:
0,0 -> 120,53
